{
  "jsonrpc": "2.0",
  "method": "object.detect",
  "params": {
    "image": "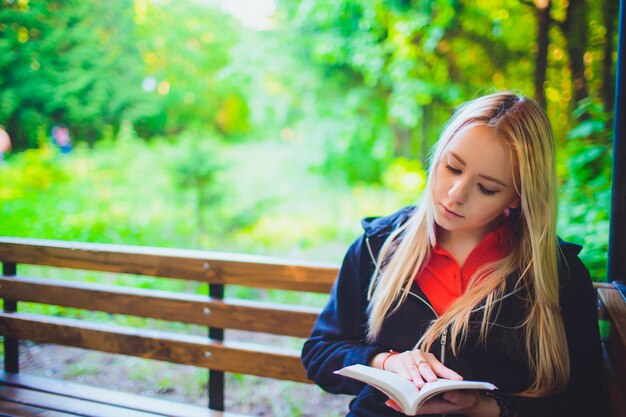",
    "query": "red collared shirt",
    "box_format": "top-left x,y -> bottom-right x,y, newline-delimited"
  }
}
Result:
416,221 -> 511,316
